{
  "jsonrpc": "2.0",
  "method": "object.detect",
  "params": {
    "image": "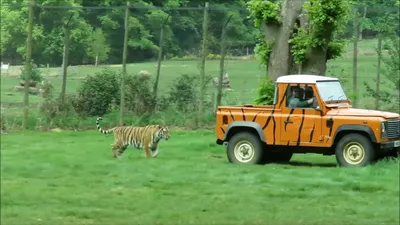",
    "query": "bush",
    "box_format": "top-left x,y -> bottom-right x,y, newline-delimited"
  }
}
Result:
74,69 -> 120,117
20,61 -> 43,83
39,80 -> 54,98
123,74 -> 156,115
382,36 -> 400,91
254,77 -> 275,105
168,74 -> 200,112
206,53 -> 221,60
39,95 -> 77,120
